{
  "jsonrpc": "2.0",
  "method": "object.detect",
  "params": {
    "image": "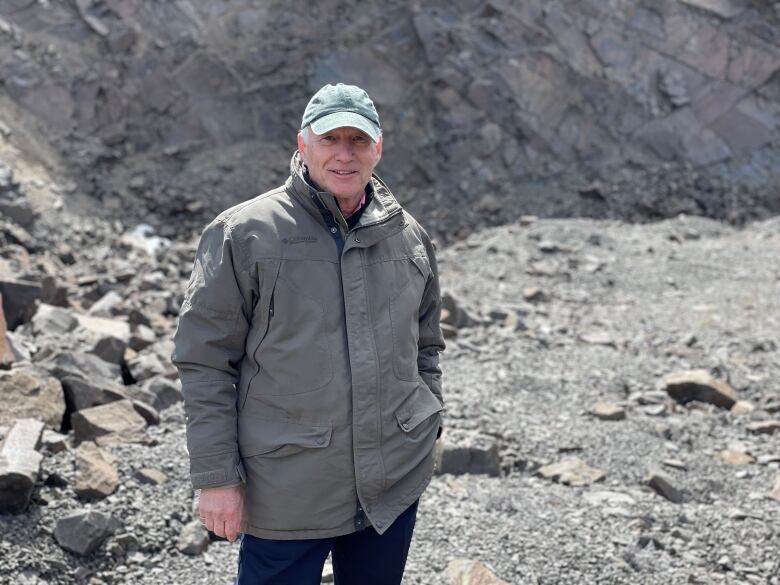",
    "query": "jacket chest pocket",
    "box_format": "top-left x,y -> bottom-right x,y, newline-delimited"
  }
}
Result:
389,255 -> 430,381
249,273 -> 334,397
